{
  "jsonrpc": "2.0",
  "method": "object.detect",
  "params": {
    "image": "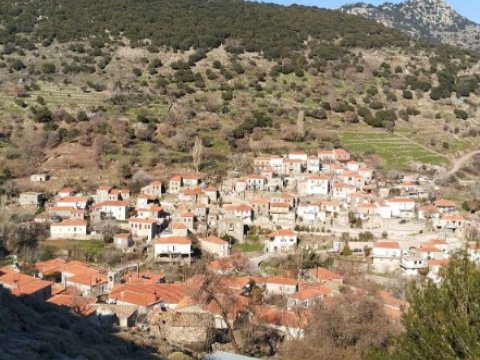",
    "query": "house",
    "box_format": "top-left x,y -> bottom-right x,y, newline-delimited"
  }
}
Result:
249,198 -> 270,218
56,196 -> 90,209
297,203 -> 321,225
57,187 -> 75,198
199,236 -> 230,258
169,176 -> 183,194
109,283 -> 187,313
217,217 -> 245,243
204,186 -> 219,203
418,204 -> 439,221
137,204 -> 164,219
331,182 -> 356,199
0,268 -> 52,301
180,187 -> 204,203
123,270 -> 165,284
400,255 -> 427,276
288,151 -> 308,162
282,159 -> 303,175
96,185 -> 113,202
19,192 -> 43,206
234,179 -> 247,193
95,304 -> 137,328
435,213 -> 466,230
371,241 -> 402,273
257,276 -> 298,295
30,173 -> 49,182
141,180 -> 163,197
92,200 -> 129,221
253,305 -> 308,339
113,233 -> 133,251
222,204 -> 252,223
269,202 -> 290,215
318,148 -> 351,162
174,210 -> 195,230
136,194 -> 157,208
306,156 -> 320,173
299,175 -> 330,195
65,273 -> 109,296
47,206 -> 85,220
265,229 -> 297,253
128,217 -> 158,240
182,174 -> 202,188
434,199 -> 456,214
427,259 -> 449,283
290,283 -> 335,308
384,197 -> 416,218
154,236 -> 192,262
48,293 -> 96,318
50,219 -> 88,239
35,258 -> 66,279
245,174 -> 267,191
306,267 -> 344,283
